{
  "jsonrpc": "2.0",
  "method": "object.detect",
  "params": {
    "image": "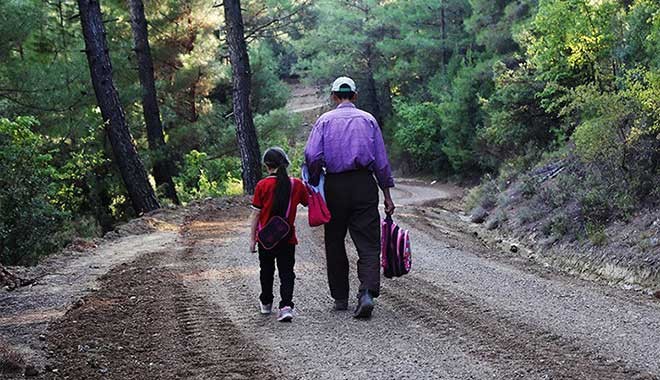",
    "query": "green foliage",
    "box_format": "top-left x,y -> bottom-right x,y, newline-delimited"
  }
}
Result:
548,214 -> 570,237
0,117 -> 68,265
526,0 -> 620,85
254,108 -> 305,177
438,63 -> 493,173
255,107 -> 303,145
392,102 -> 444,171
585,222 -> 608,246
481,62 -> 558,161
0,0 -> 43,60
174,151 -> 243,203
466,0 -> 533,55
250,43 -> 289,114
465,176 -> 498,212
568,69 -> 659,202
